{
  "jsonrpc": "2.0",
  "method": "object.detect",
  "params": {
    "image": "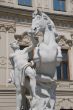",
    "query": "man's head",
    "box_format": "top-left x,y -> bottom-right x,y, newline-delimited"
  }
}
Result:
10,40 -> 20,50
